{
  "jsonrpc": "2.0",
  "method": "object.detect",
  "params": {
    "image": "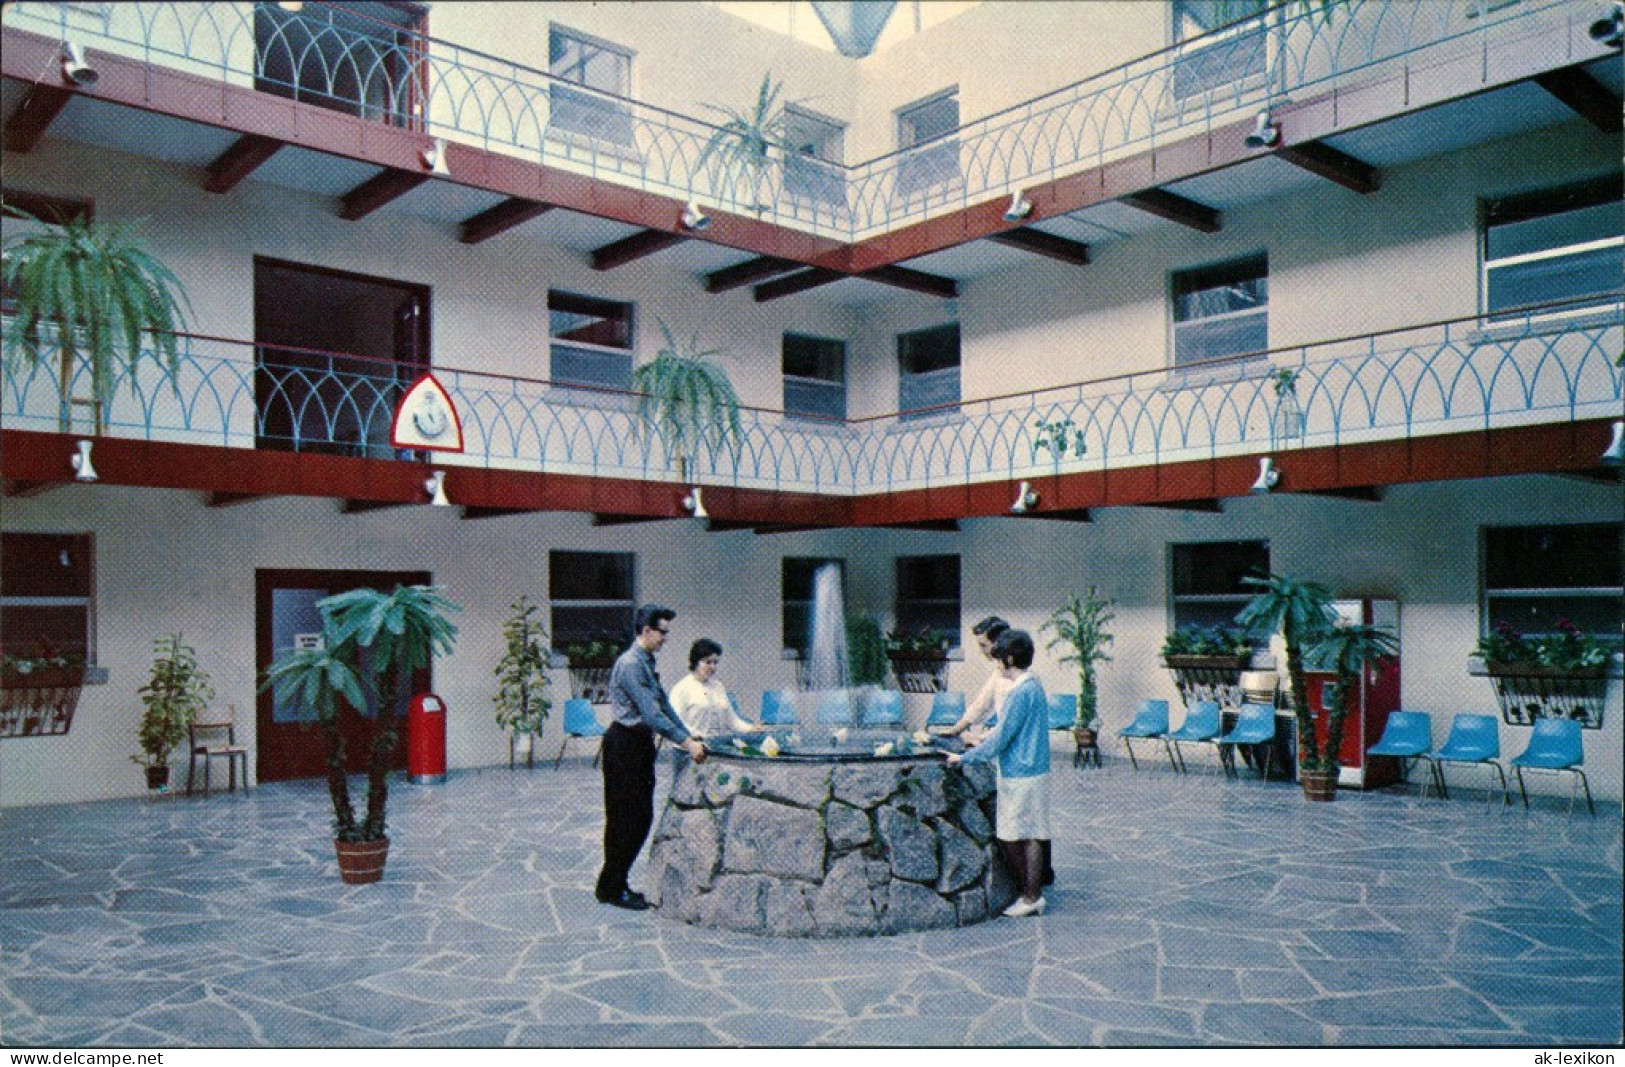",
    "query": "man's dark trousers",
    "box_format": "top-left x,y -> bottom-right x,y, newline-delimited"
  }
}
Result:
596,721 -> 657,900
